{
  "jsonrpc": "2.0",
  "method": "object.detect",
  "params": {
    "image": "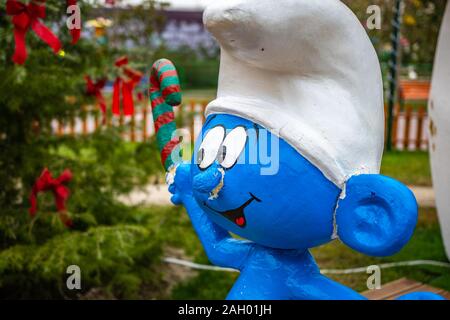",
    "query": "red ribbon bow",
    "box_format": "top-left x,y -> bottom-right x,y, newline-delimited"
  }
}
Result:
6,0 -> 62,65
112,56 -> 143,116
67,0 -> 81,44
29,168 -> 73,227
85,75 -> 107,123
